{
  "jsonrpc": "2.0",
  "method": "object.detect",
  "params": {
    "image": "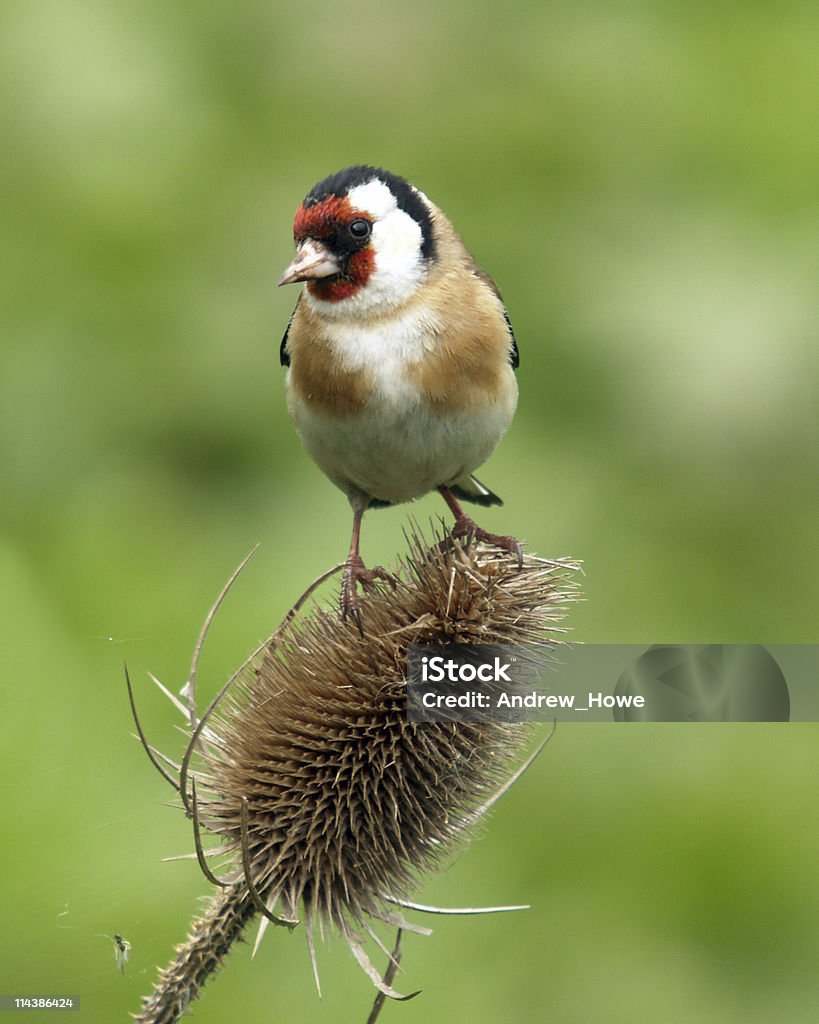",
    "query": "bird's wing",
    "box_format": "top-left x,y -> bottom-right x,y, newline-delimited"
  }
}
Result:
472,266 -> 519,370
280,301 -> 300,367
